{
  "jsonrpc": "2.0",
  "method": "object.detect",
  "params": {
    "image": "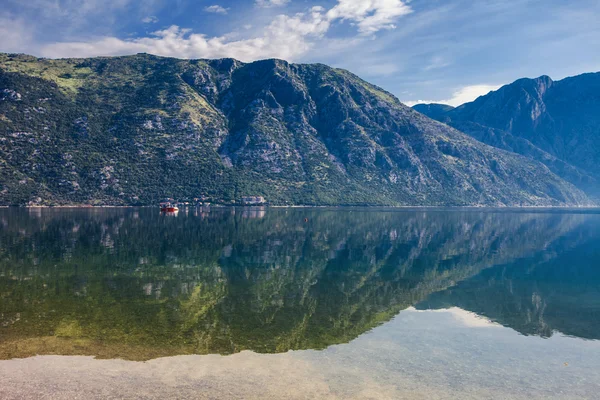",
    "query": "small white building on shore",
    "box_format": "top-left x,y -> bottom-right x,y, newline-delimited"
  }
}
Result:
240,196 -> 266,205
